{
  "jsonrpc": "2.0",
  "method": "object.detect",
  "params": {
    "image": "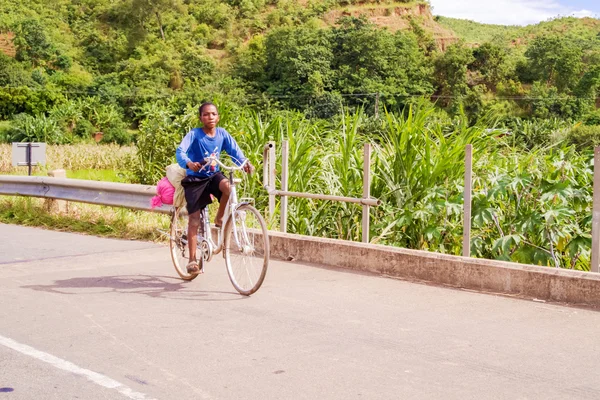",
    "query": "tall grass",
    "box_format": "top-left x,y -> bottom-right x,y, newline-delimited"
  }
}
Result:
0,143 -> 137,175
